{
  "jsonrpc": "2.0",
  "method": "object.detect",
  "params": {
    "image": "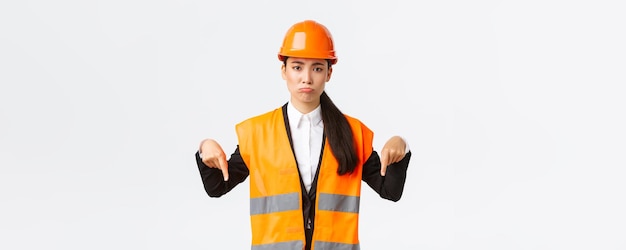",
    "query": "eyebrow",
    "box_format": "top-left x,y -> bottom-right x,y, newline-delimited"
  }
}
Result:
290,60 -> 326,67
